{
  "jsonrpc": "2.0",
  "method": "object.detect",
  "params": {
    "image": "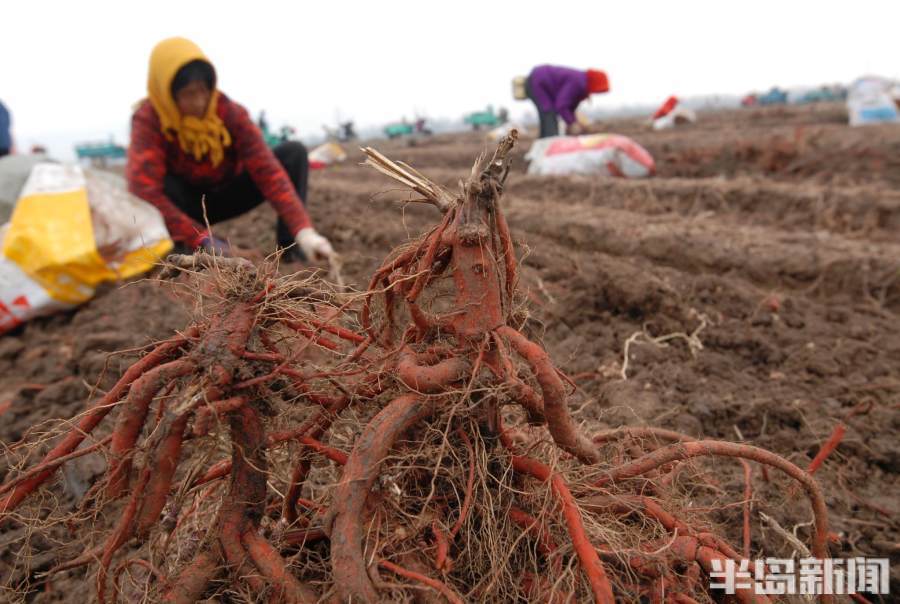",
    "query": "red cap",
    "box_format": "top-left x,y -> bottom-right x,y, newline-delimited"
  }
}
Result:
586,69 -> 610,94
